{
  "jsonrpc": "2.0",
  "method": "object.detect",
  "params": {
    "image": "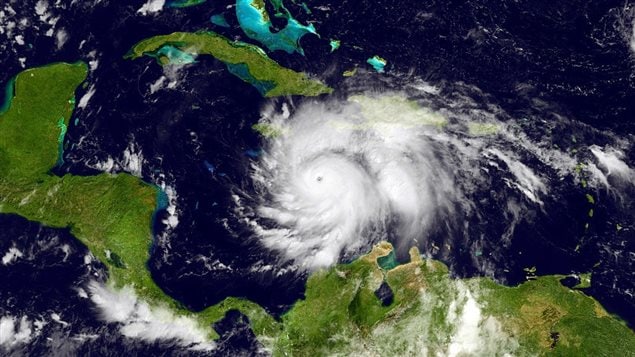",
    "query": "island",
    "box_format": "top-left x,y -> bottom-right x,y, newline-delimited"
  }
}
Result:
0,63 -> 632,354
367,55 -> 387,73
329,39 -> 341,52
167,0 -> 207,8
125,31 -> 332,97
235,0 -> 317,55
